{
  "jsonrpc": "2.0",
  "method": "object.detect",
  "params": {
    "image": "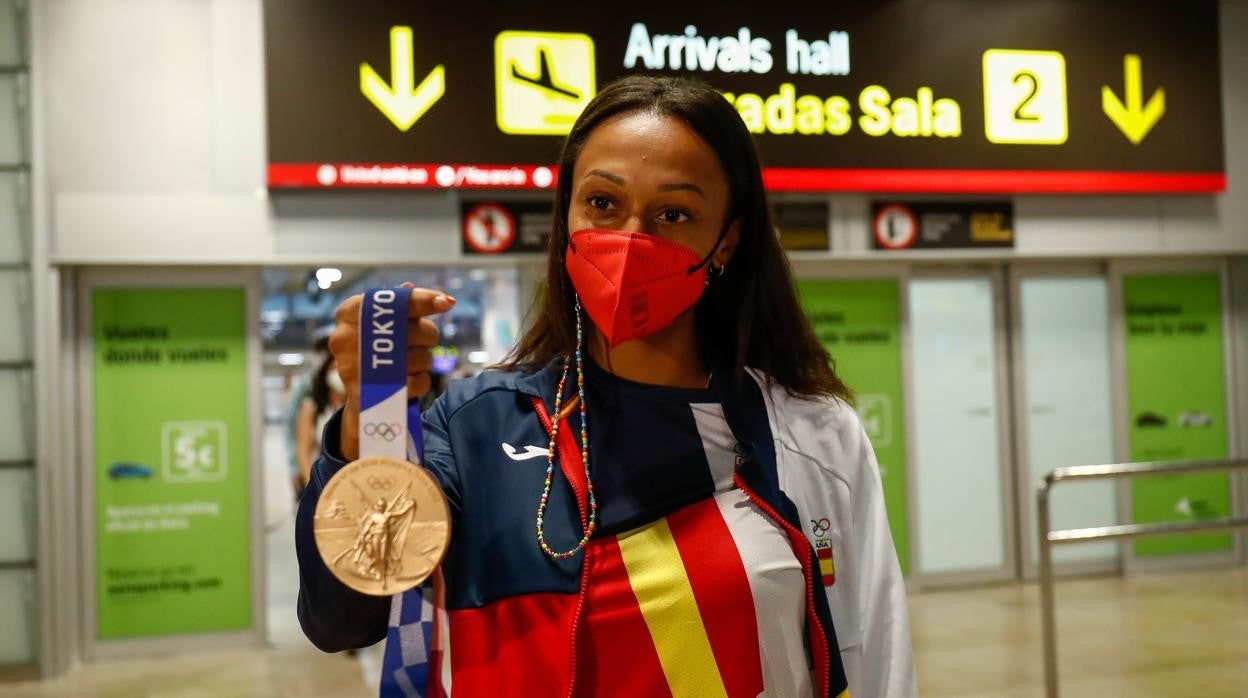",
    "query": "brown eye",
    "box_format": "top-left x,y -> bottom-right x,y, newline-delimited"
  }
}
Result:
587,195 -> 613,210
658,208 -> 691,224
